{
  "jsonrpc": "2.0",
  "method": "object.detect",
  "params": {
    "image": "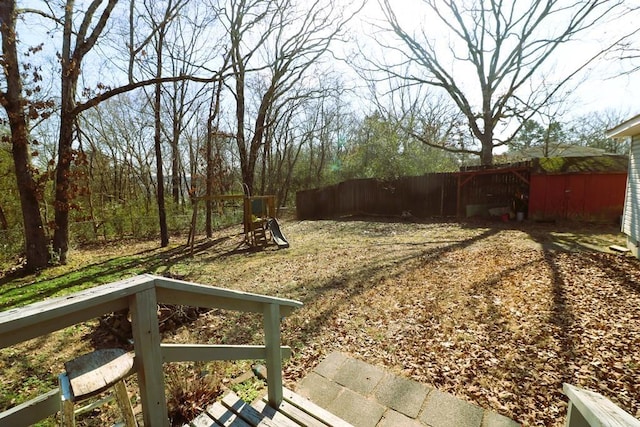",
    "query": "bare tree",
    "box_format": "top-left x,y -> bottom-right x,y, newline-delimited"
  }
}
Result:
0,0 -> 49,270
126,0 -> 191,247
80,95 -> 156,215
1,0 -> 222,266
378,0 -> 632,165
567,109 -> 631,154
52,0 -> 119,263
205,59 -> 231,237
225,0 -> 361,195
162,4 -> 219,206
